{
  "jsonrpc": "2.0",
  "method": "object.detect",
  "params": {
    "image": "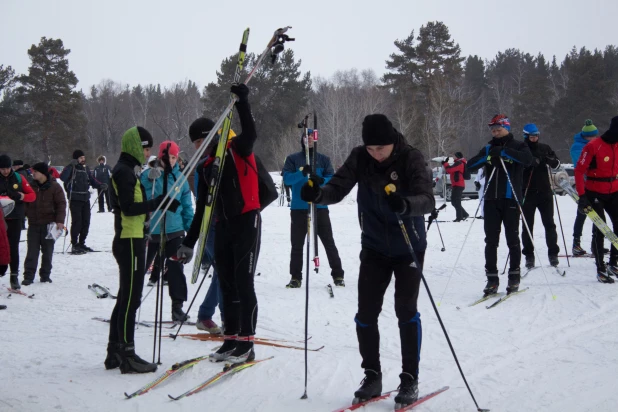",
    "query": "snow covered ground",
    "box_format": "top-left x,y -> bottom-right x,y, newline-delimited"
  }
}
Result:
2,188 -> 618,412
